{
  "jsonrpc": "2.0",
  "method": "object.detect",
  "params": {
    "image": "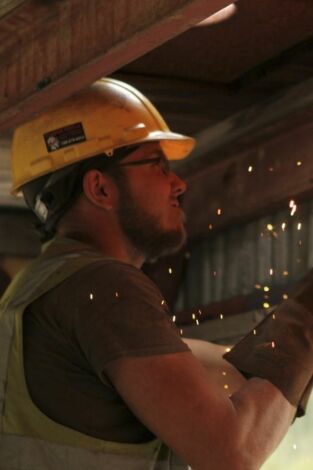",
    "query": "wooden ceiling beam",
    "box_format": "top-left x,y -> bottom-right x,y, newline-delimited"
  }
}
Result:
176,77 -> 313,239
0,0 -> 25,17
182,121 -> 313,240
0,0 -> 230,133
178,75 -> 313,175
